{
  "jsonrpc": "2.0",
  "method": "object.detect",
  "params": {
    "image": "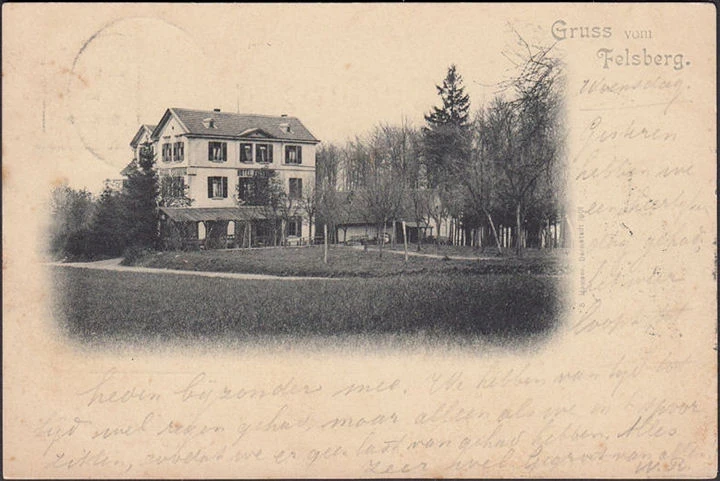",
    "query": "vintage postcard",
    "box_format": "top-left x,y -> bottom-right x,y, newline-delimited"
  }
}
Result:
2,3 -> 716,478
